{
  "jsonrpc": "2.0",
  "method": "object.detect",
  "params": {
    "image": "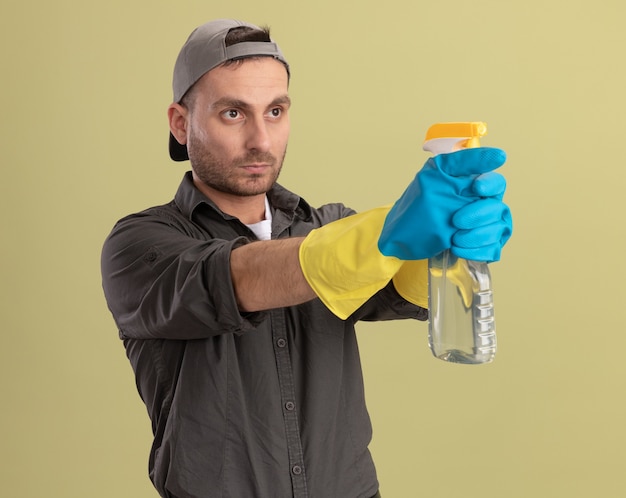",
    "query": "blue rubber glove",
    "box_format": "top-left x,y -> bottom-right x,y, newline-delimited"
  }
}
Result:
378,147 -> 512,262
